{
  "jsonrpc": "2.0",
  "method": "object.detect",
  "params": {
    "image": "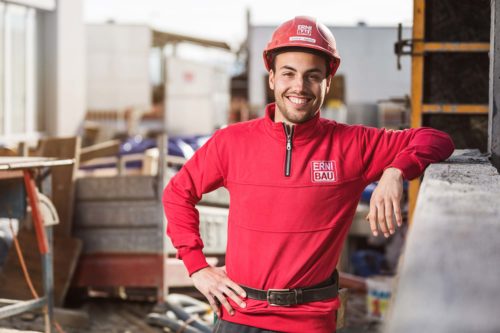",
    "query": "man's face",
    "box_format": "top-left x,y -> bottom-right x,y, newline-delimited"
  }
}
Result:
269,51 -> 331,125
